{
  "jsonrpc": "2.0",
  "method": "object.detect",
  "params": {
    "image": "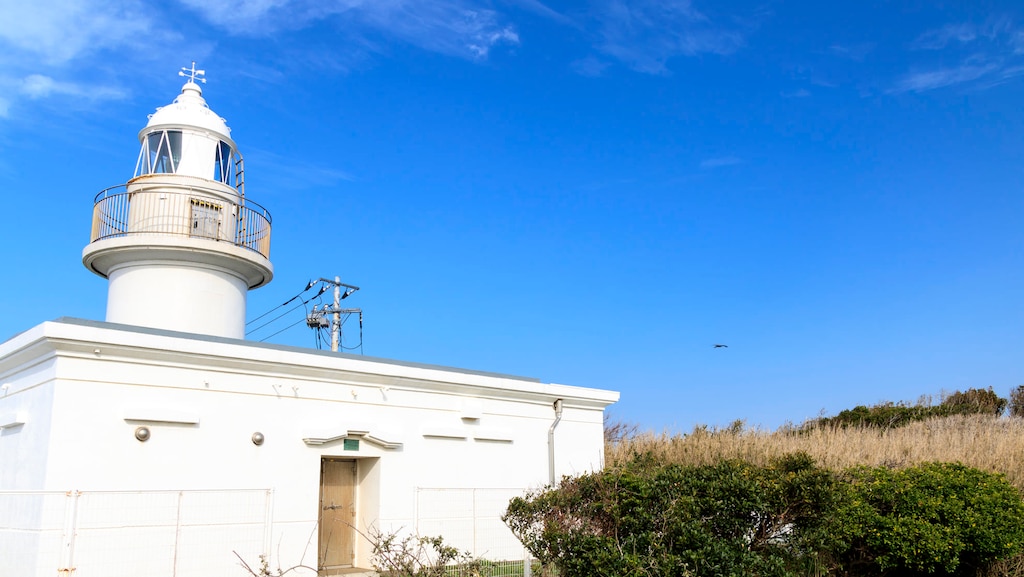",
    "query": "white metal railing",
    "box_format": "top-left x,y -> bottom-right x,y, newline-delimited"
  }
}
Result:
0,489 -> 273,577
90,185 -> 272,259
